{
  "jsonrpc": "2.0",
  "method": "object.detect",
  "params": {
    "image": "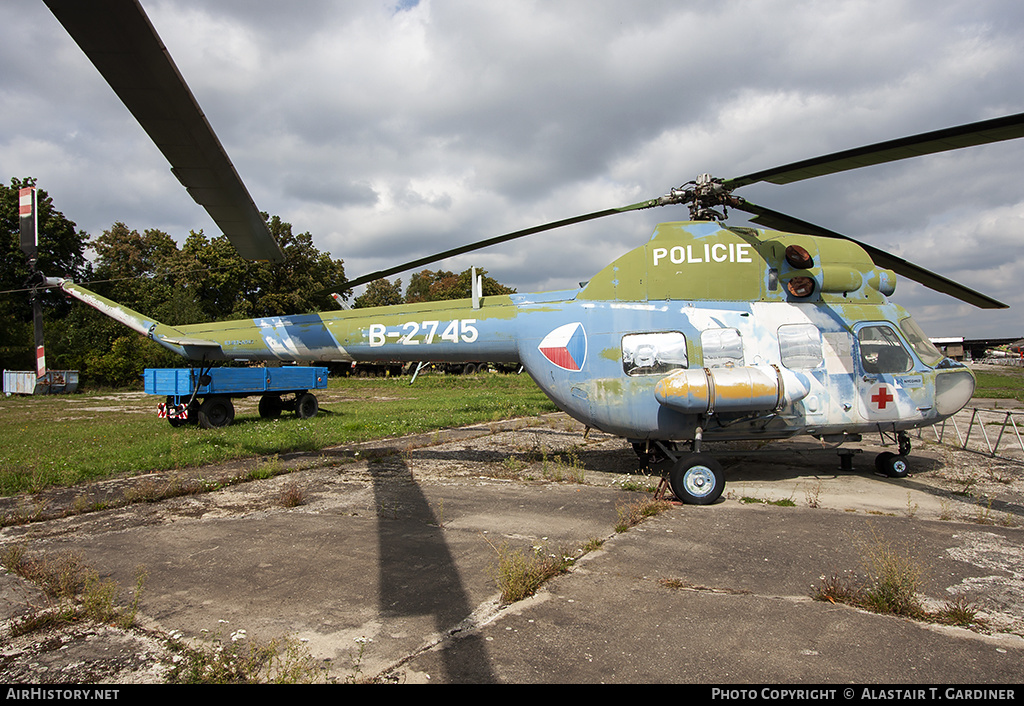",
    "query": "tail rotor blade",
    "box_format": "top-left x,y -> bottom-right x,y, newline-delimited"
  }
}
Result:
19,187 -> 37,263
